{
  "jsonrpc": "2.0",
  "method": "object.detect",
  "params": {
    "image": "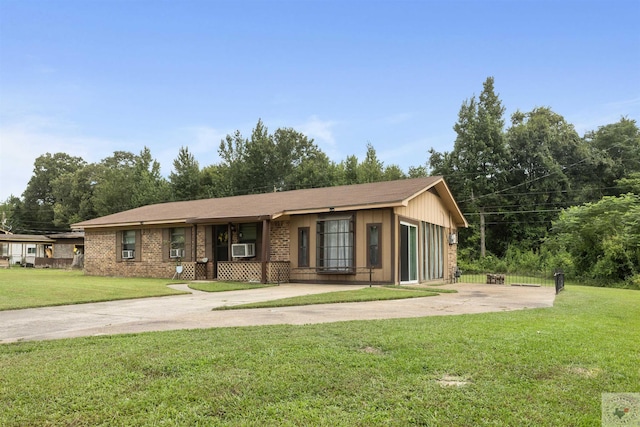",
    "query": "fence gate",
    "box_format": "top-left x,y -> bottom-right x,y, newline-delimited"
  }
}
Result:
554,269 -> 565,294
